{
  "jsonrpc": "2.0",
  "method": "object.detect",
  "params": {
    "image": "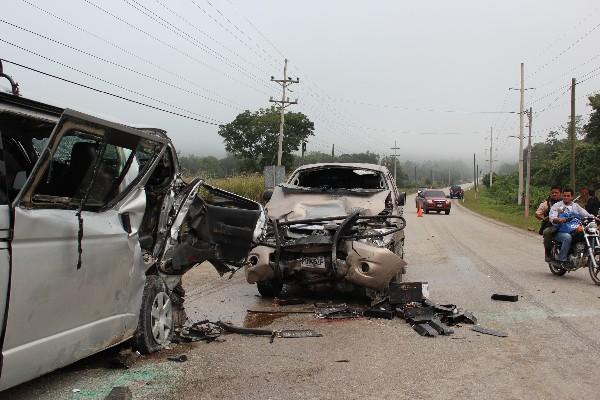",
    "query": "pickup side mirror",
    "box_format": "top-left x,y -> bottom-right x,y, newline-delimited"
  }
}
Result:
397,192 -> 406,206
262,189 -> 273,202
